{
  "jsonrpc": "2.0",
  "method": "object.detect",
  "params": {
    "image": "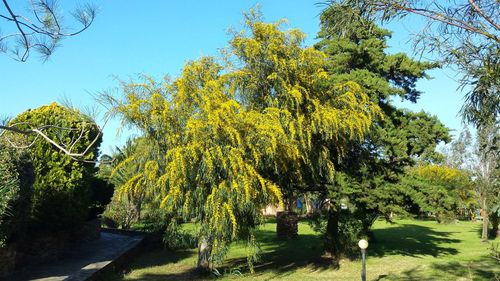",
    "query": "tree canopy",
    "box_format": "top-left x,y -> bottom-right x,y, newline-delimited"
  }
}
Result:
8,103 -> 102,230
104,11 -> 380,269
315,4 -> 451,257
403,164 -> 475,223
